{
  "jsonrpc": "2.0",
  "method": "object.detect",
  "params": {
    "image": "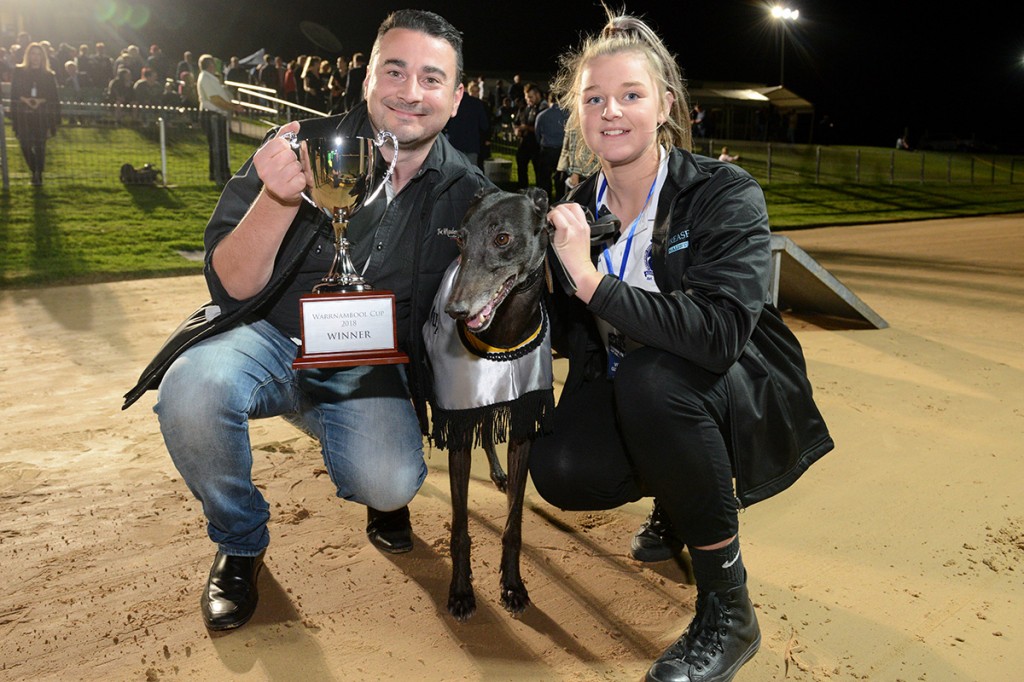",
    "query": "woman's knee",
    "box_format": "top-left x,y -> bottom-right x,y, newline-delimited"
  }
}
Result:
529,442 -> 634,511
529,446 -> 581,509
